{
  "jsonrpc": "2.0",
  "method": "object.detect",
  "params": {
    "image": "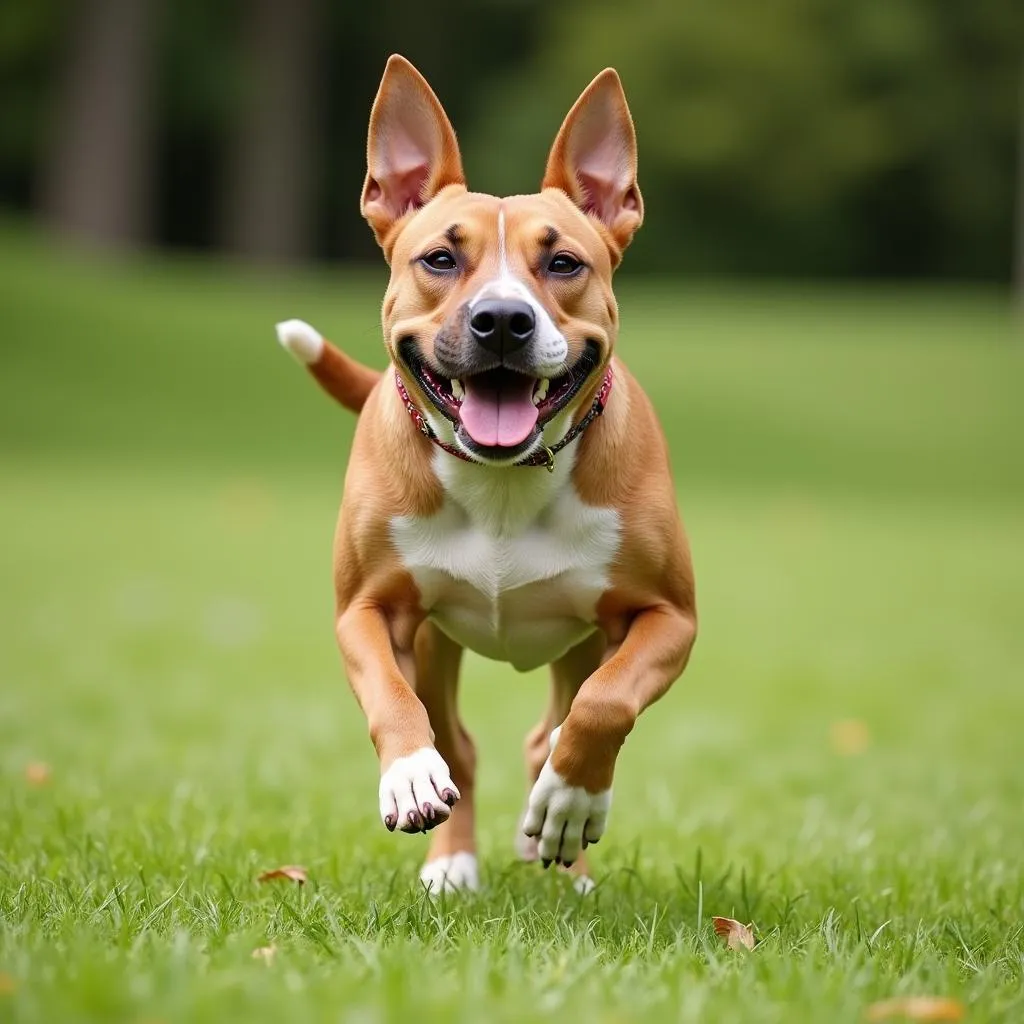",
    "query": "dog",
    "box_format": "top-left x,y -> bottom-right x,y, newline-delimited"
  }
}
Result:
275,55 -> 696,894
